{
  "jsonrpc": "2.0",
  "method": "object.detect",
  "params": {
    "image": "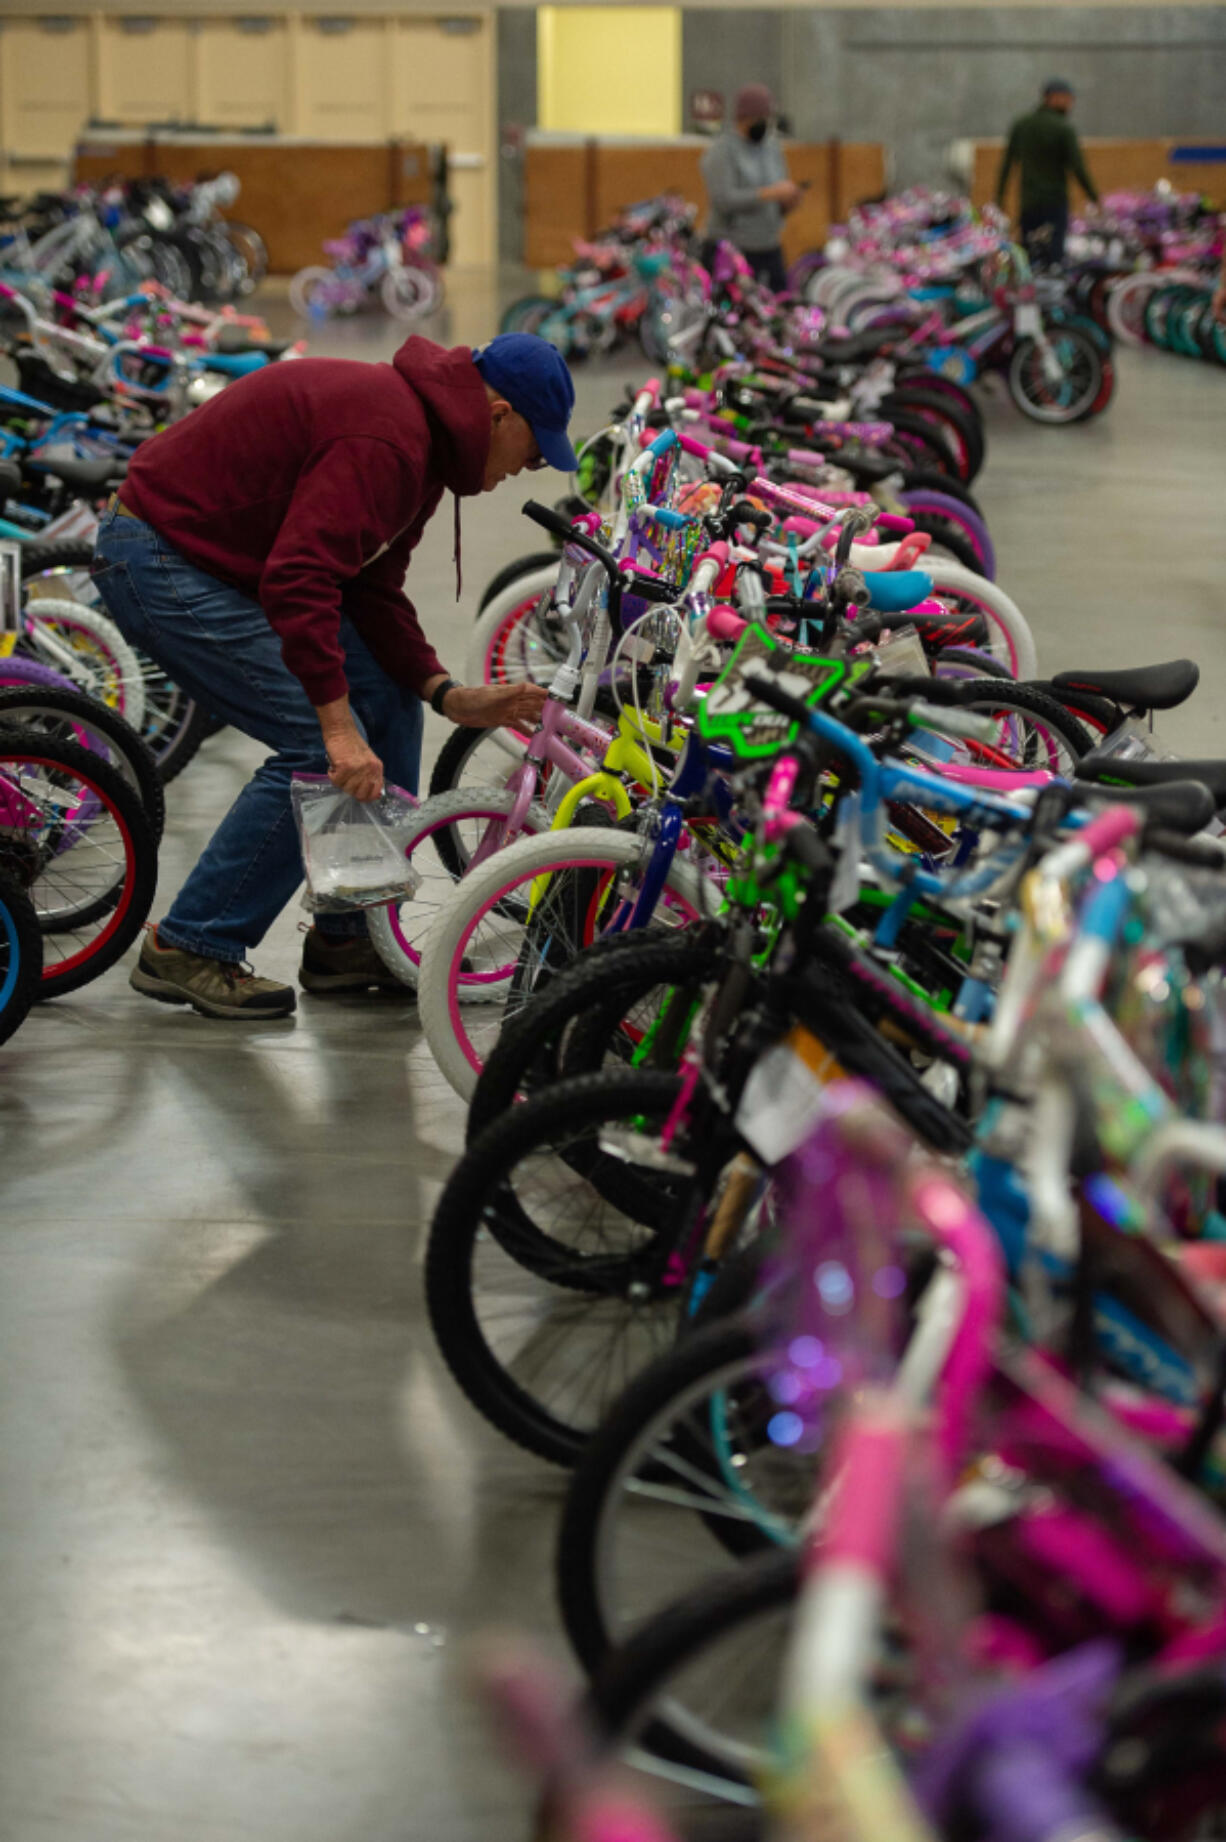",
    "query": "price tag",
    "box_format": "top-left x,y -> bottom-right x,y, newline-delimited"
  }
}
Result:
1013,302 -> 1042,338
735,1027 -> 845,1164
